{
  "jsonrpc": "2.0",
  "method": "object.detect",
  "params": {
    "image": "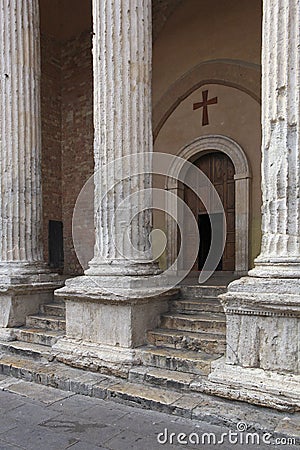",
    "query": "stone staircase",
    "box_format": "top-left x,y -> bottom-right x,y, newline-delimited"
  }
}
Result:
0,283 -> 298,414
0,300 -> 65,361
0,285 -> 226,381
134,285 -> 227,382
